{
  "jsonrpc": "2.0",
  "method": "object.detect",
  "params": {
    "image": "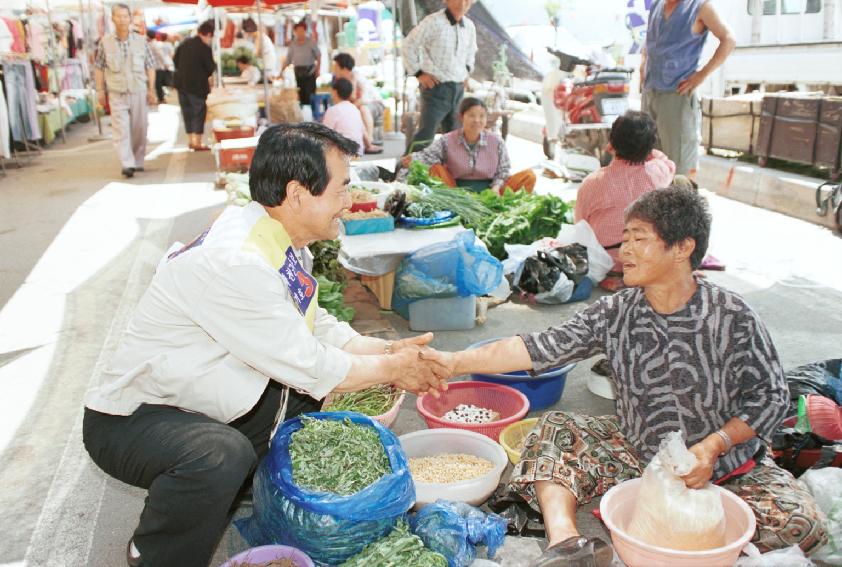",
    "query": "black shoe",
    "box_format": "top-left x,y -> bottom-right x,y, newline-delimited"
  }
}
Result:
121,167 -> 135,178
134,167 -> 144,172
126,538 -> 142,567
531,536 -> 613,567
